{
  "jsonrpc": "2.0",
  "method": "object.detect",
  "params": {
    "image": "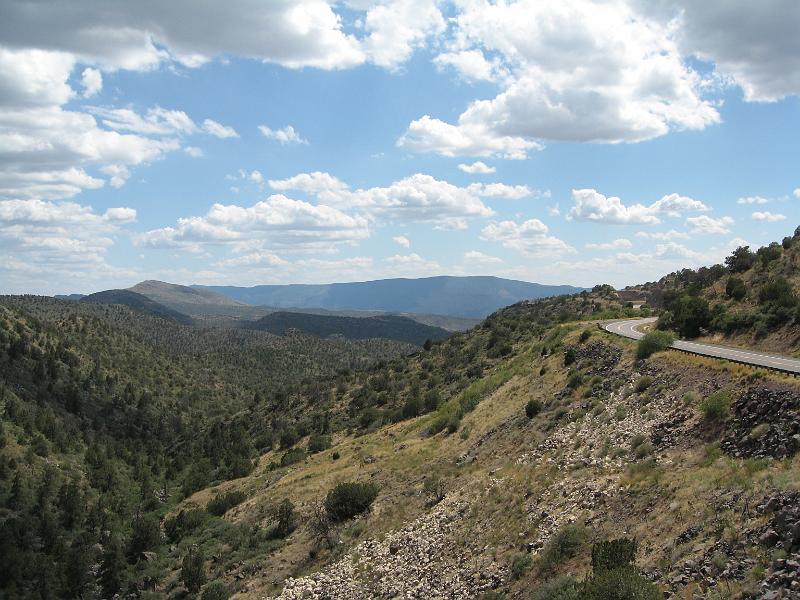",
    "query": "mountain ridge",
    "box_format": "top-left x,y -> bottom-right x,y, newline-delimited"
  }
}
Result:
197,275 -> 586,318
246,311 -> 451,345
